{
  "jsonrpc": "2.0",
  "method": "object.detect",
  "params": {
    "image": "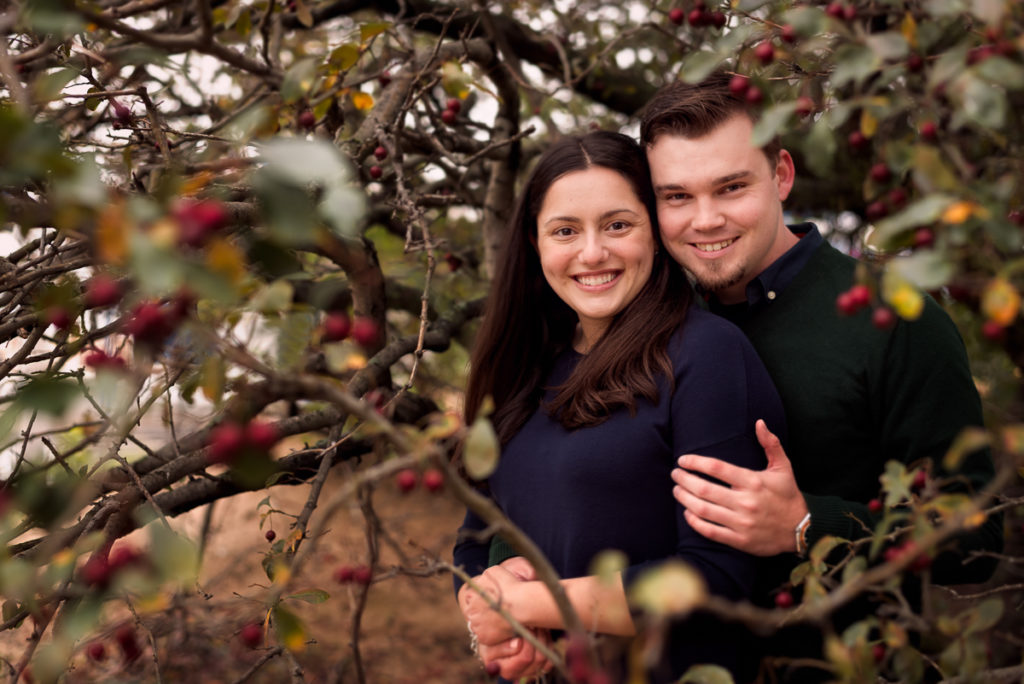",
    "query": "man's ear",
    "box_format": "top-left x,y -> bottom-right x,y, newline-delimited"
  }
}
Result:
775,149 -> 796,201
